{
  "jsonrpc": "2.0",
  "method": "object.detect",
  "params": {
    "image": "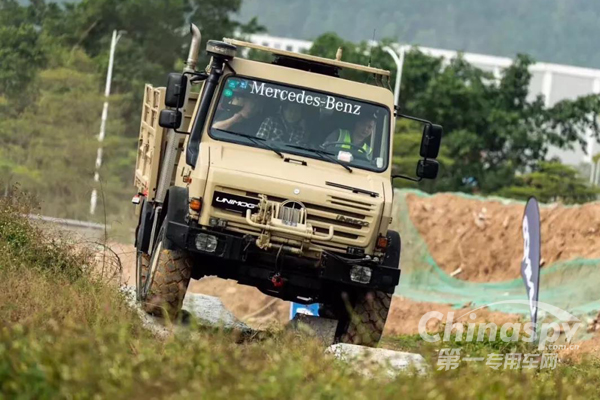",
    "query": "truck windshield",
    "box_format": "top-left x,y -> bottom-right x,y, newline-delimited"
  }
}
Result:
209,77 -> 391,172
